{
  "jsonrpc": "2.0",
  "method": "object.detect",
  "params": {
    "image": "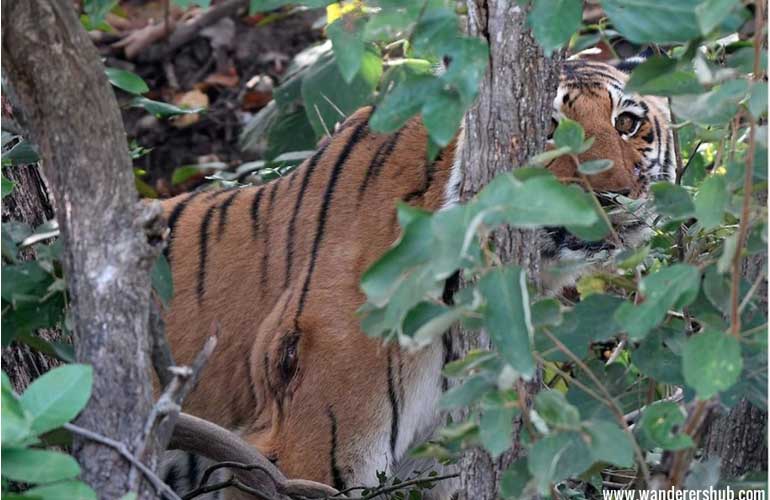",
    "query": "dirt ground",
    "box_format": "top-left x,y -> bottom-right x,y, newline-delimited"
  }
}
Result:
94,2 -> 325,196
